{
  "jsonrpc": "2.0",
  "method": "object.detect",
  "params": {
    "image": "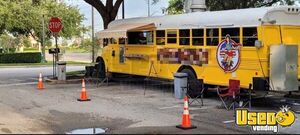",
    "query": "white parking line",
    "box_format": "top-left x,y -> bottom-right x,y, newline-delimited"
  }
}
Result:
223,120 -> 235,124
159,105 -> 181,110
0,82 -> 36,87
190,106 -> 215,110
